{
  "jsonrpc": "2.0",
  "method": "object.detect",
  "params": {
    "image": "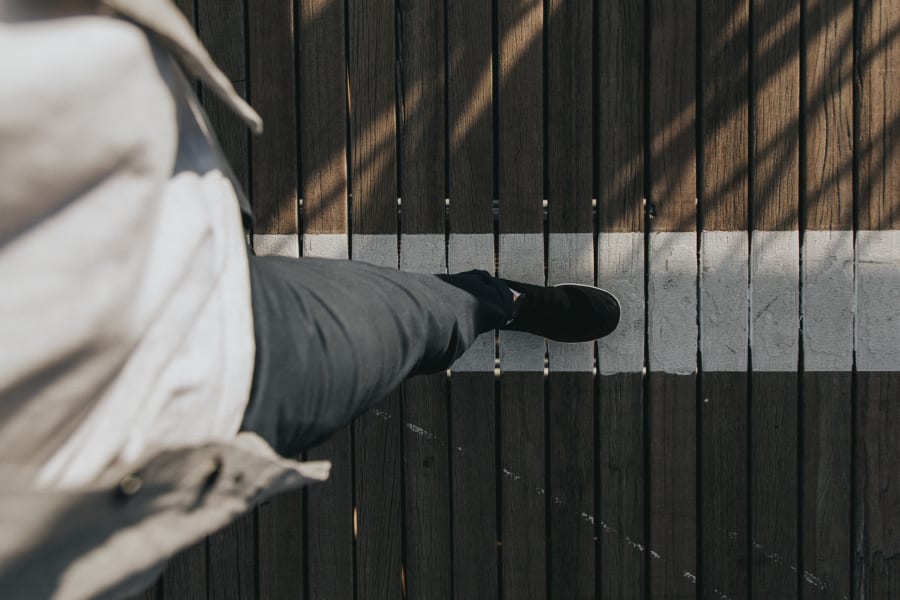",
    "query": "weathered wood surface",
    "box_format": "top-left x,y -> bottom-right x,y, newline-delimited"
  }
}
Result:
133,1 -> 900,599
